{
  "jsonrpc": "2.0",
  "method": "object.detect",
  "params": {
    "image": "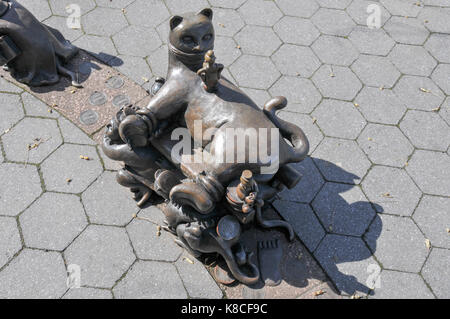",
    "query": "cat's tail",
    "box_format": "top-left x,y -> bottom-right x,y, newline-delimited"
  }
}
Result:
263,96 -> 309,163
